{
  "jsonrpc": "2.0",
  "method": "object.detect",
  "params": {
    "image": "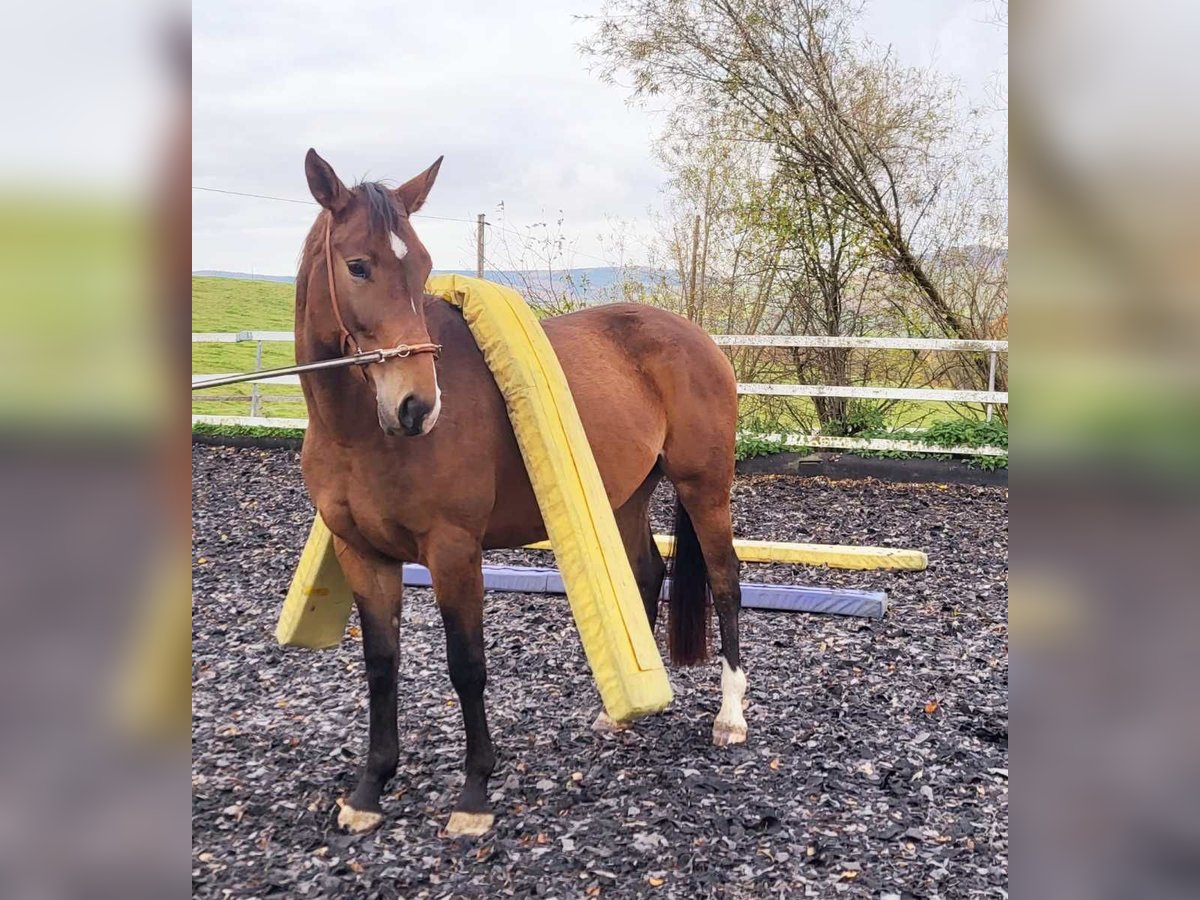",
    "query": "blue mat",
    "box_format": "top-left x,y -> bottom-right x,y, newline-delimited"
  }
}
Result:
402,564 -> 886,619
